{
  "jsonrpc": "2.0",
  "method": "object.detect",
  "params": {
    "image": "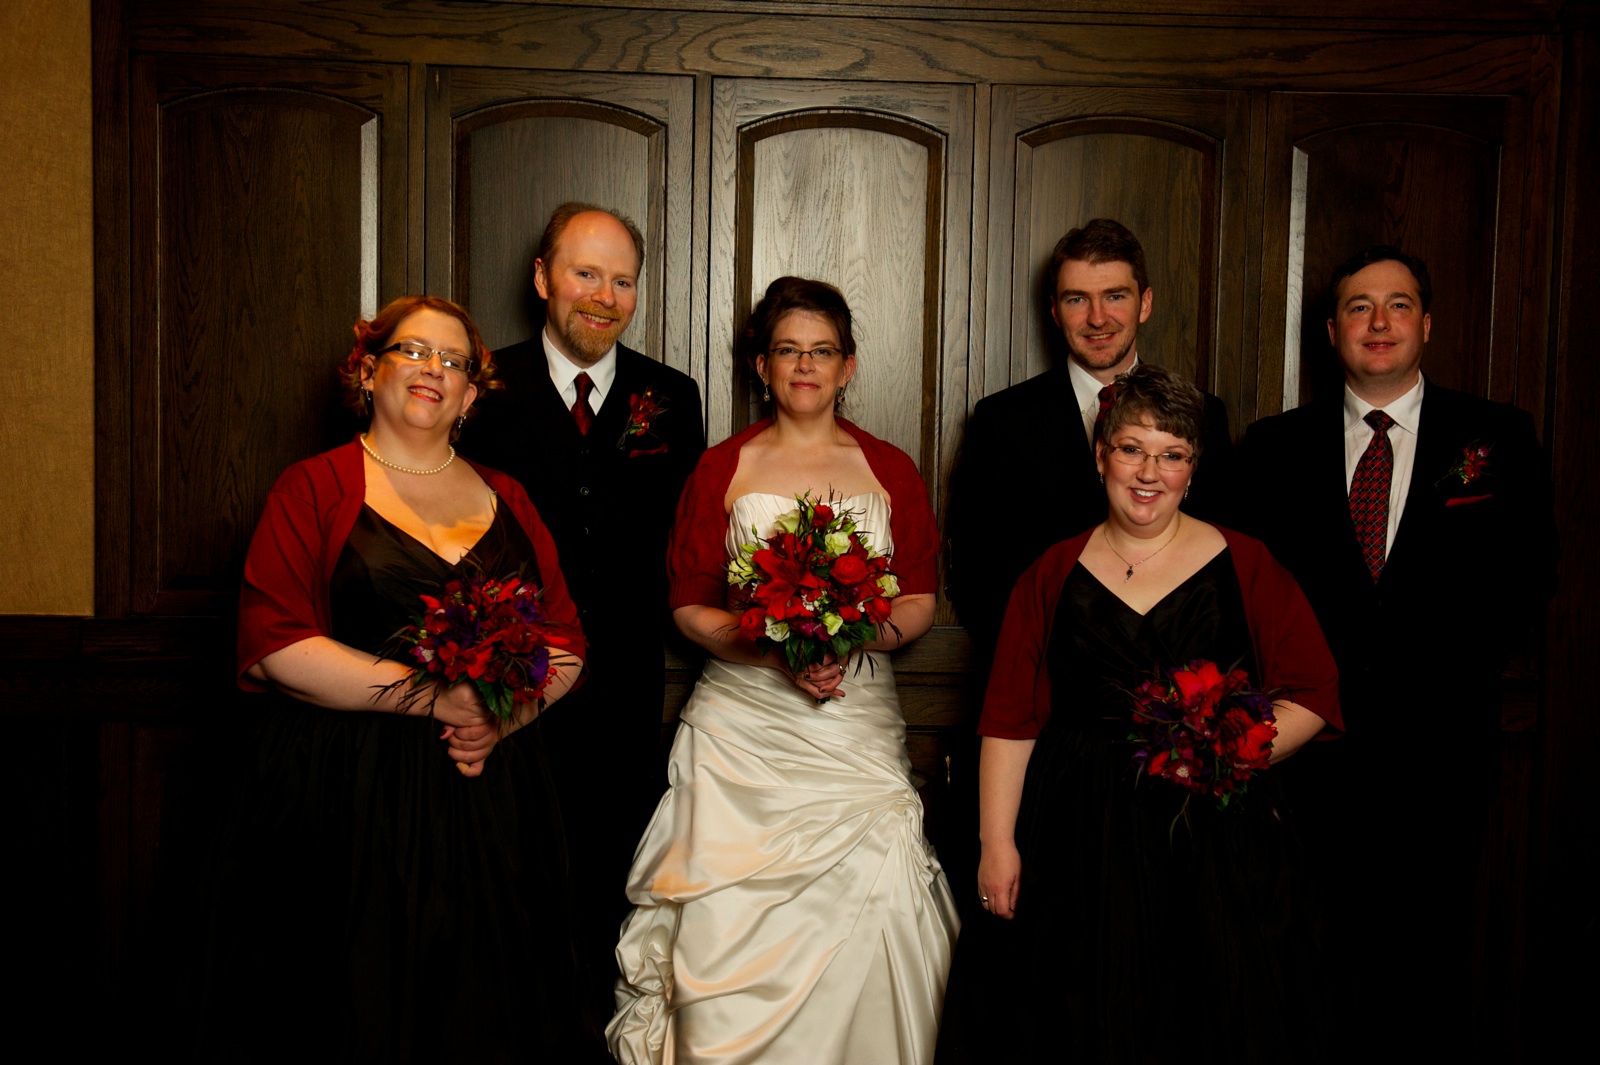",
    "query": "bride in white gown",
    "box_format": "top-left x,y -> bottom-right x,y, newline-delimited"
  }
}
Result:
609,278 -> 958,1065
